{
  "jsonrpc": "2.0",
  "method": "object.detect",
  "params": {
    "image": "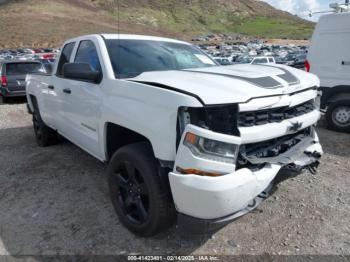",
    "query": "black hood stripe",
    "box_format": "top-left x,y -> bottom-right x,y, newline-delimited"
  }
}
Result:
182,69 -> 284,89
256,64 -> 300,86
